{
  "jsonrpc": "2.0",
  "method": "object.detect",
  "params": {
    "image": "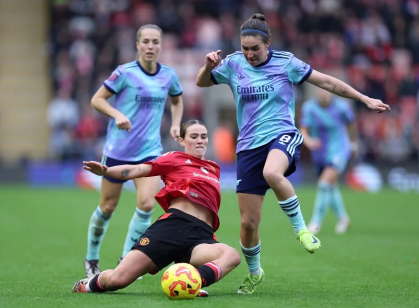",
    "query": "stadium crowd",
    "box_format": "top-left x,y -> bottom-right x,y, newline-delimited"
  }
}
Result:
49,0 -> 419,163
